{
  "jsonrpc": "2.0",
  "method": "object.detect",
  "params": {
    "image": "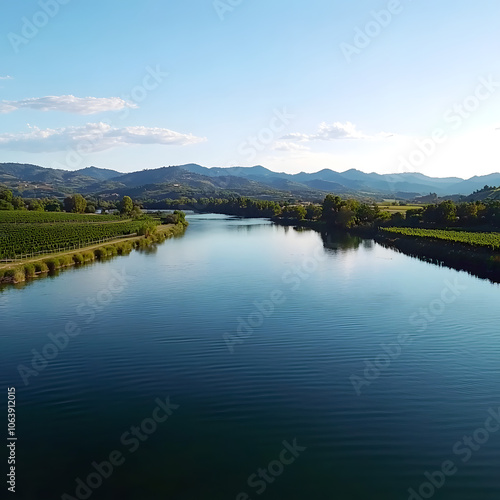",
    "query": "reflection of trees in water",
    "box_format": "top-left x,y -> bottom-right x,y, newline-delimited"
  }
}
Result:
320,230 -> 364,252
232,223 -> 274,233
